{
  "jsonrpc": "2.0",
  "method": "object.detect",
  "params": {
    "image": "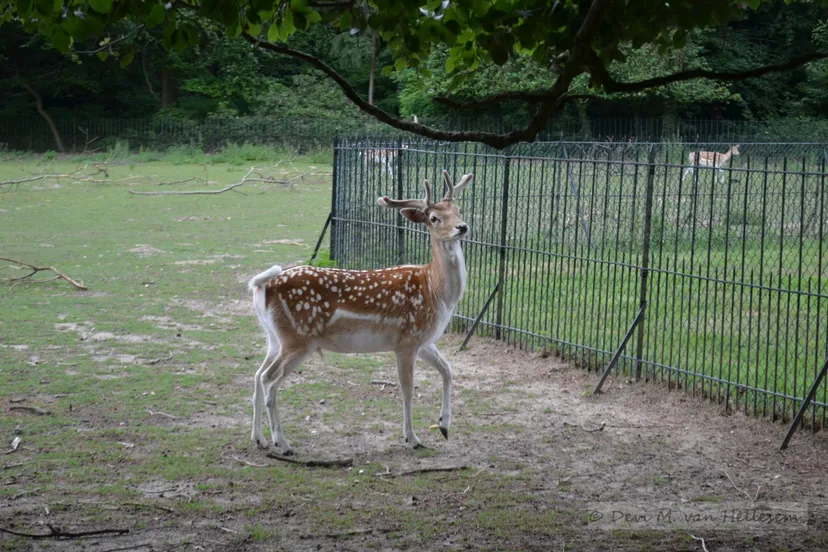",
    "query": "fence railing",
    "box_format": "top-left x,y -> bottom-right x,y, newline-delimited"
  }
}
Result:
3,116 -> 828,153
330,138 -> 828,434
